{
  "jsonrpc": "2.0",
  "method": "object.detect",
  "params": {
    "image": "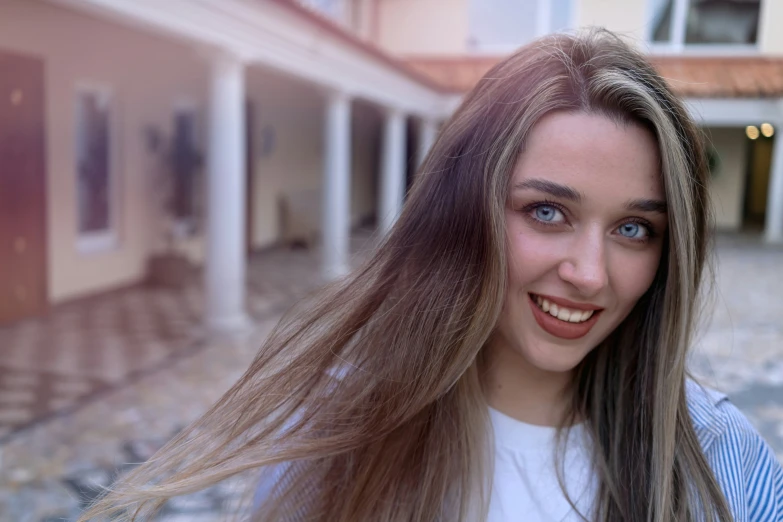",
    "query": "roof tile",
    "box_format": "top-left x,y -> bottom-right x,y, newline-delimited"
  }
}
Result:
405,55 -> 783,98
